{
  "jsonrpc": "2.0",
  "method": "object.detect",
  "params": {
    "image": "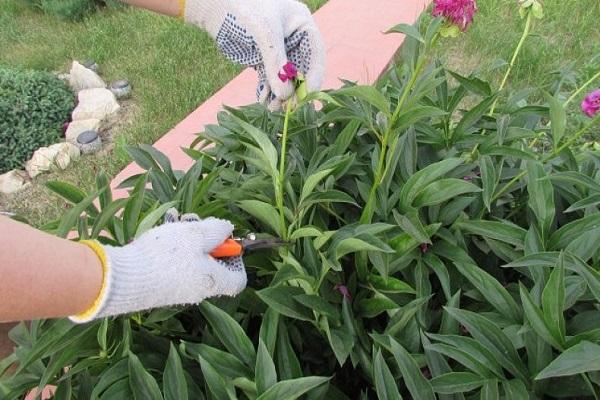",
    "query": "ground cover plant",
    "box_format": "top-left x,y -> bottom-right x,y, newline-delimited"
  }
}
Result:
2,1 -> 600,399
0,0 -> 328,224
23,0 -> 123,21
0,66 -> 74,174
